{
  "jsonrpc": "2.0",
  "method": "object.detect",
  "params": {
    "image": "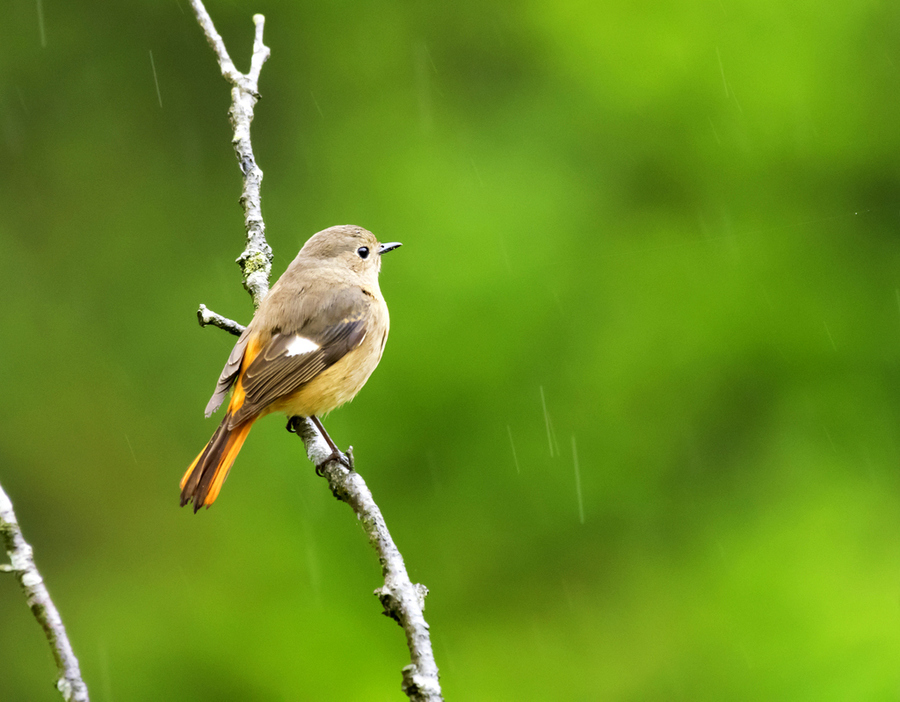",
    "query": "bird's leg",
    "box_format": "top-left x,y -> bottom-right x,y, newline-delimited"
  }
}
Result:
288,416 -> 353,474
310,416 -> 353,474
